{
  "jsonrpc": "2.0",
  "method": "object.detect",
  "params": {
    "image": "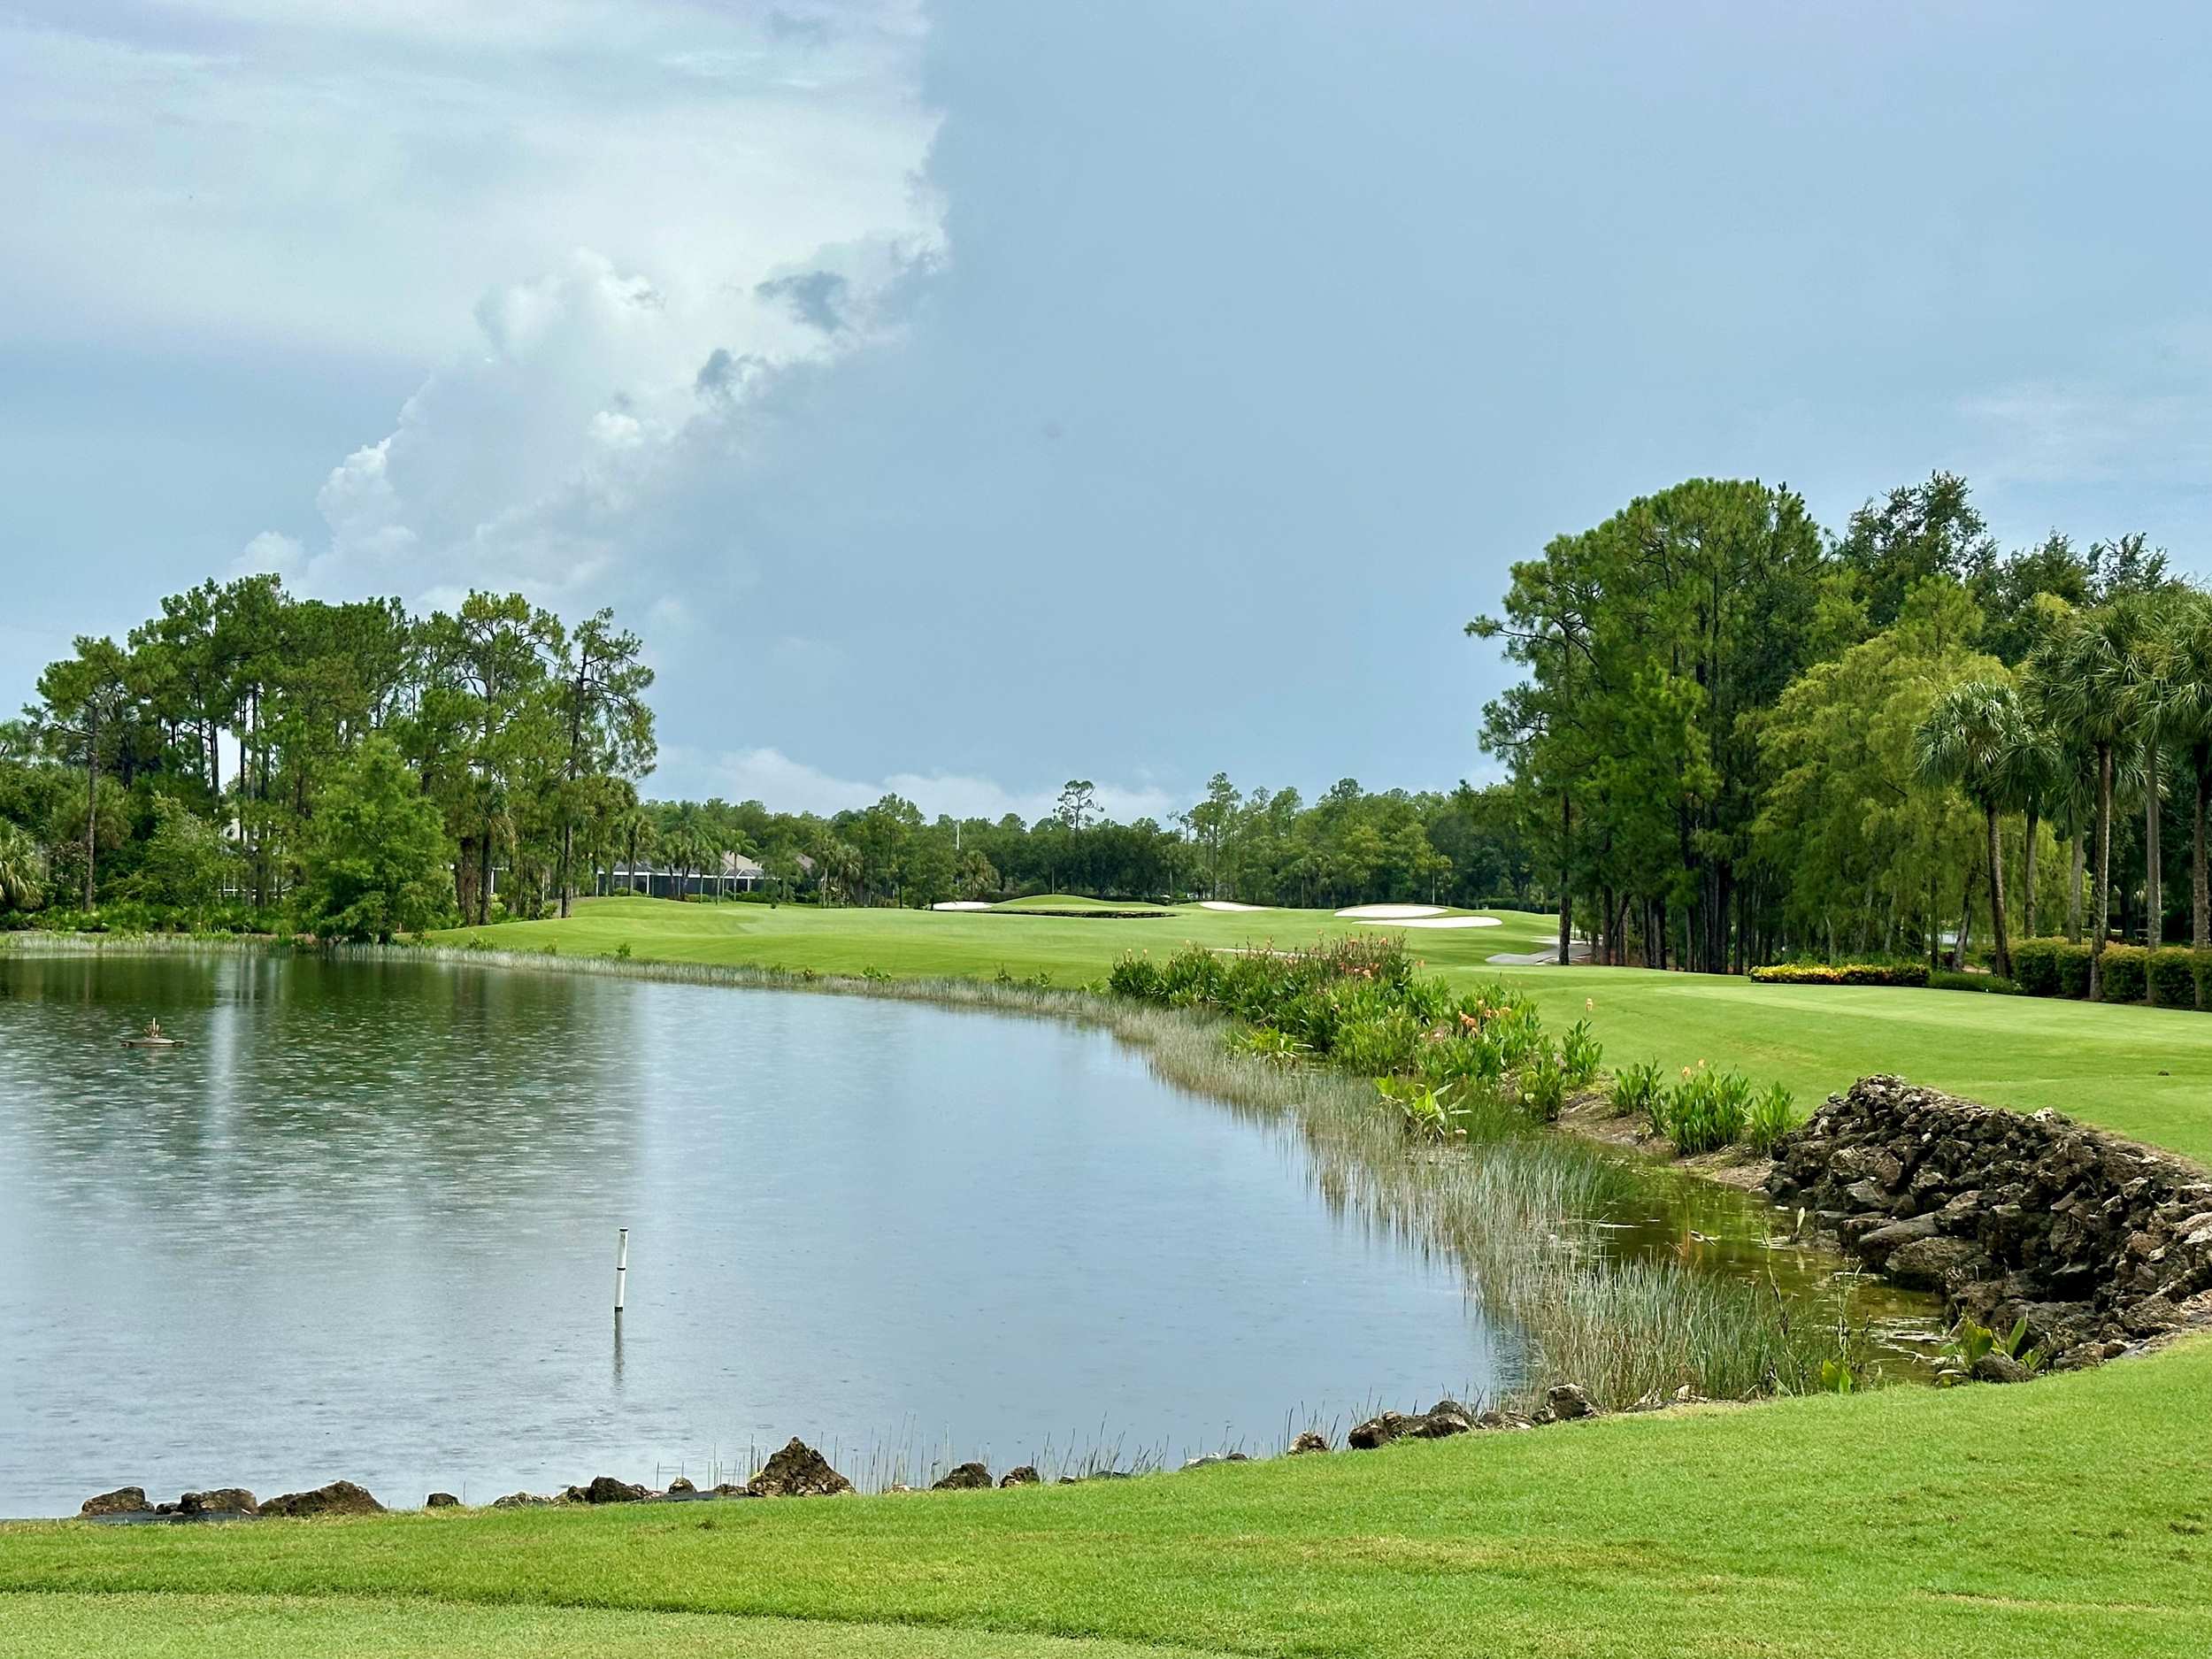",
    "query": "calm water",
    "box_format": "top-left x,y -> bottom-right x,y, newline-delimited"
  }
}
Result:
0,952 -> 1515,1515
